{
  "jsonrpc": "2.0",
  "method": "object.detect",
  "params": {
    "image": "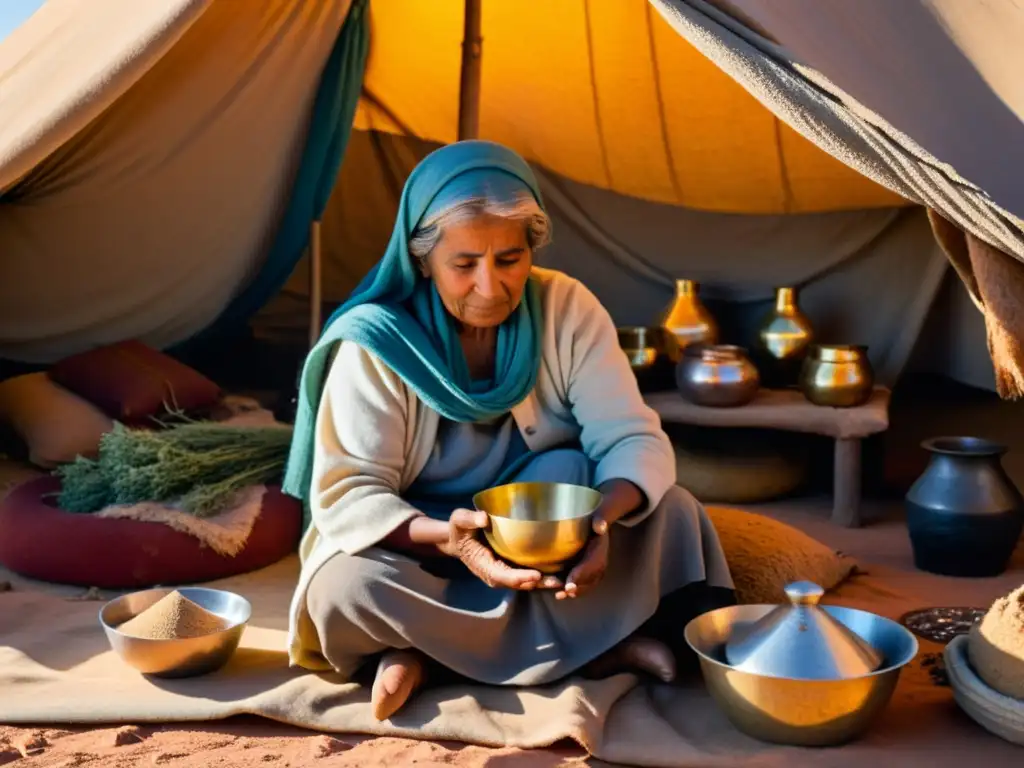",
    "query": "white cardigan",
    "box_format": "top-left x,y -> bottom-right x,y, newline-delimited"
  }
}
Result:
287,267 -> 676,668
